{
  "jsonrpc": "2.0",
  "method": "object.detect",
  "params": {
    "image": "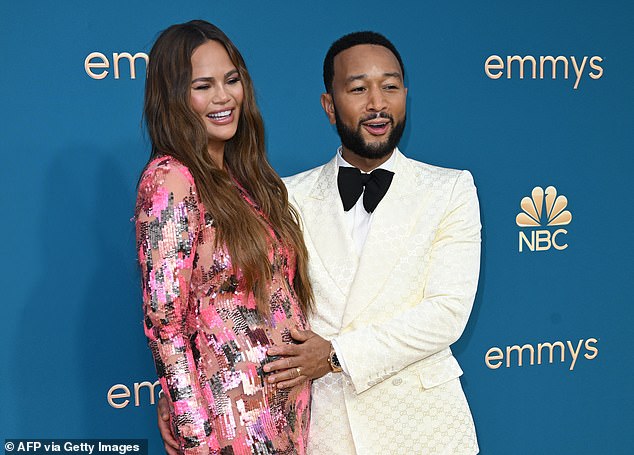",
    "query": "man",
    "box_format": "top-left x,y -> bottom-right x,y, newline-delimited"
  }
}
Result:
159,31 -> 480,454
